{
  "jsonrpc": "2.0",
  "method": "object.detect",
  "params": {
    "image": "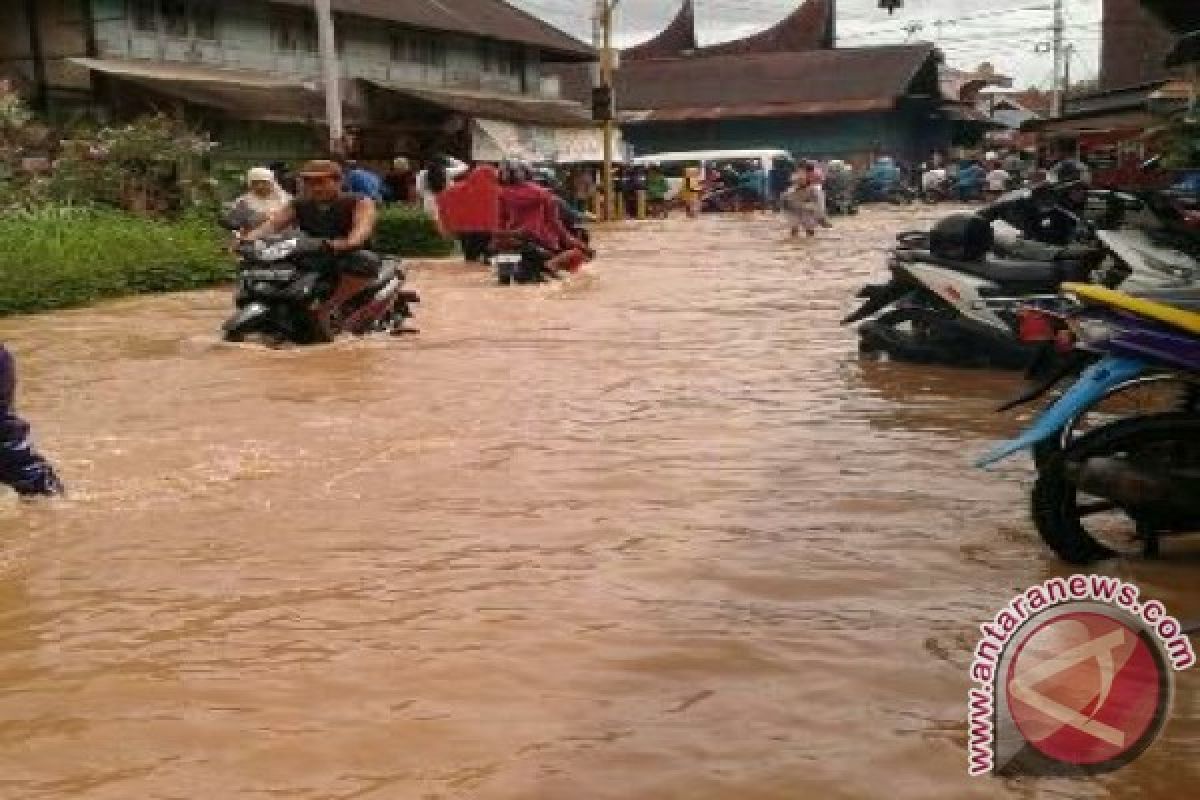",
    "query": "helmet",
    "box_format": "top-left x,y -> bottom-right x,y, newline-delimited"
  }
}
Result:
1052,160 -> 1084,184
929,213 -> 994,262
